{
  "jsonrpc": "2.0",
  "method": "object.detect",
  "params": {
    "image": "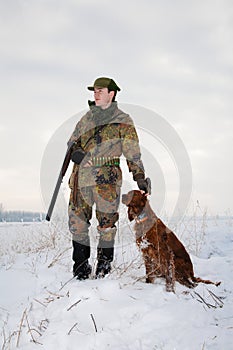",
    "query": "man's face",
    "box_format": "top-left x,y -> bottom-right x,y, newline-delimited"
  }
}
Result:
94,87 -> 114,109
